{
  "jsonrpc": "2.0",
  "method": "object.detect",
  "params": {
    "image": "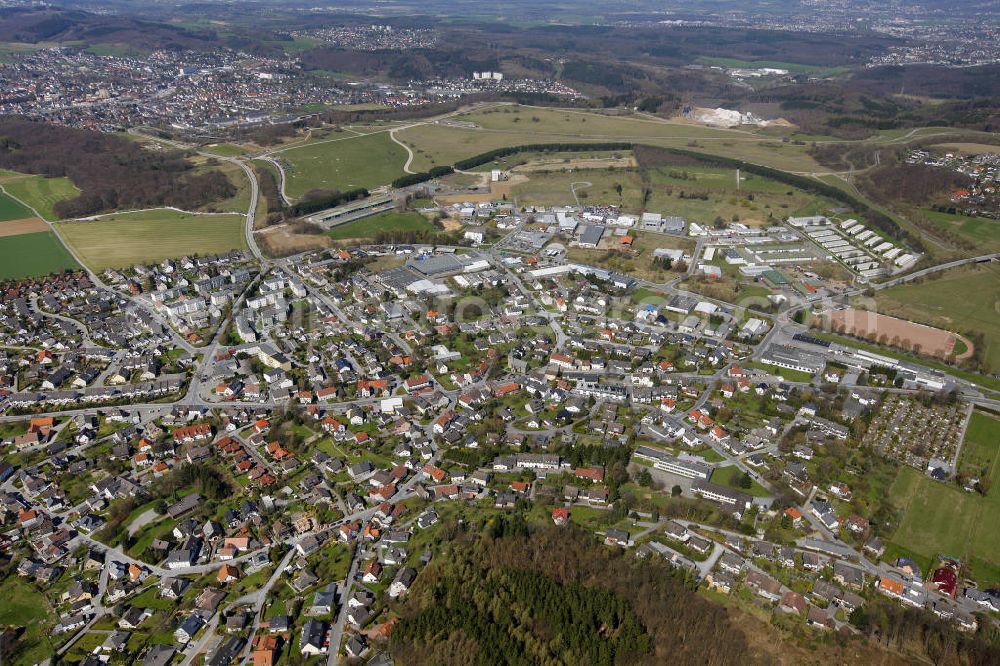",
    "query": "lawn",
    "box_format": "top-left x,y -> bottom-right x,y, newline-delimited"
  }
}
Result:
0,190 -> 34,221
744,360 -> 814,383
874,263 -> 1000,374
202,143 -> 248,157
326,211 -> 437,241
278,131 -> 408,200
957,410 -> 1000,481
0,173 -> 80,220
888,465 -> 1000,586
57,210 -> 247,270
0,577 -> 55,666
712,464 -> 771,497
0,231 -> 80,279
